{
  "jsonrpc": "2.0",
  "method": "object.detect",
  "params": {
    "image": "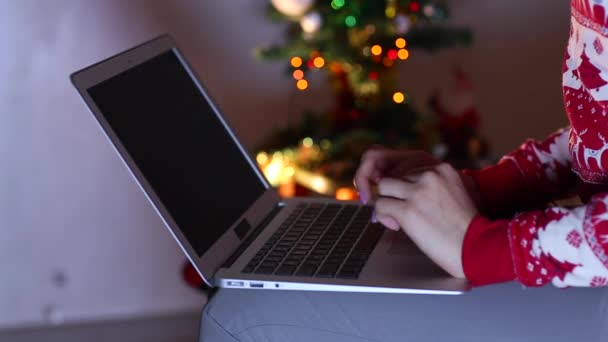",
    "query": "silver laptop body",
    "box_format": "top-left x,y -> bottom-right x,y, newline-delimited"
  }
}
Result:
71,35 -> 470,295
